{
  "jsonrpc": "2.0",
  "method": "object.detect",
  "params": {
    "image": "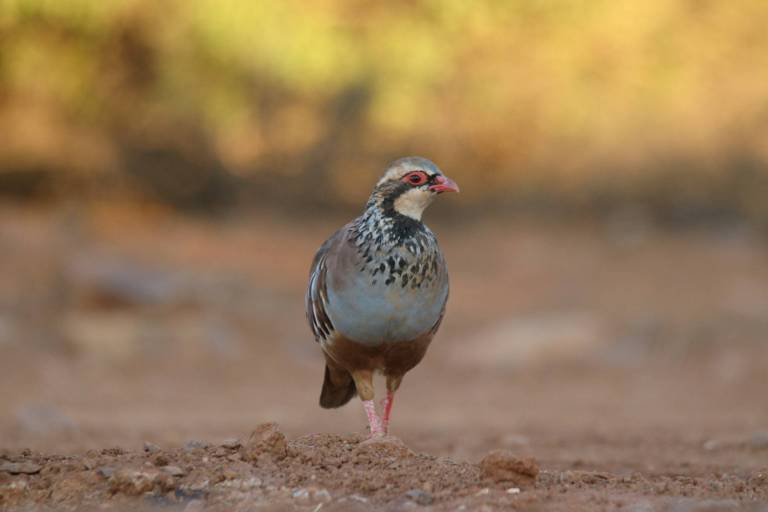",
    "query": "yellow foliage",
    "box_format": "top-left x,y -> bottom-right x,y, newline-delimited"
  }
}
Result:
1,0 -> 768,218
